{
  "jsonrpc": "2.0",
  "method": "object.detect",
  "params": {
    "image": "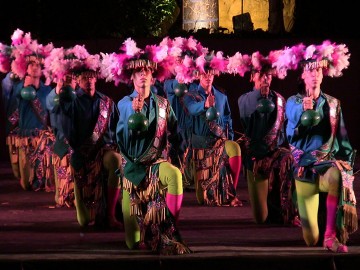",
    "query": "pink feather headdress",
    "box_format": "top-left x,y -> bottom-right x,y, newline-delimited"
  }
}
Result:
226,52 -> 252,77
303,40 -> 350,77
227,45 -> 306,79
282,40 -> 350,77
195,50 -> 228,76
100,38 -> 138,86
269,43 -> 306,79
43,44 -> 100,84
10,28 -> 54,79
105,38 -> 172,86
227,51 -> 274,78
159,36 -> 208,83
250,51 -> 274,73
230,51 -> 283,79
